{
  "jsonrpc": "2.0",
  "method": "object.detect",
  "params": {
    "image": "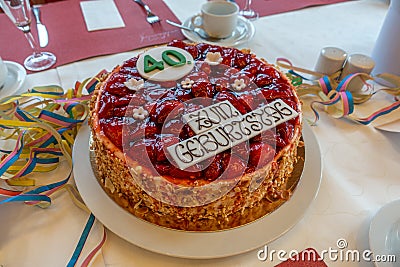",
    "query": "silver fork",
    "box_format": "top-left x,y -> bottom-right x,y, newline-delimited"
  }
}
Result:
134,0 -> 160,24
